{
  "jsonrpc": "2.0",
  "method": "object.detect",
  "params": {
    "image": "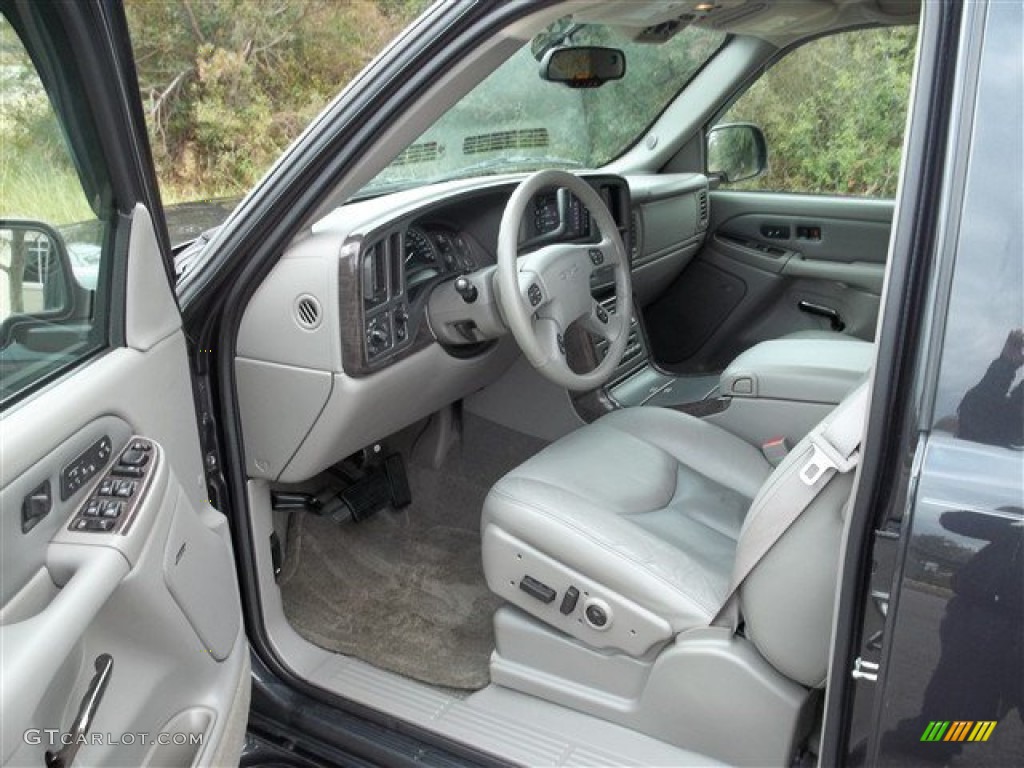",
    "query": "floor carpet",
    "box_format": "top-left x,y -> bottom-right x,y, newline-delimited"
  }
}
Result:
278,415 -> 548,690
